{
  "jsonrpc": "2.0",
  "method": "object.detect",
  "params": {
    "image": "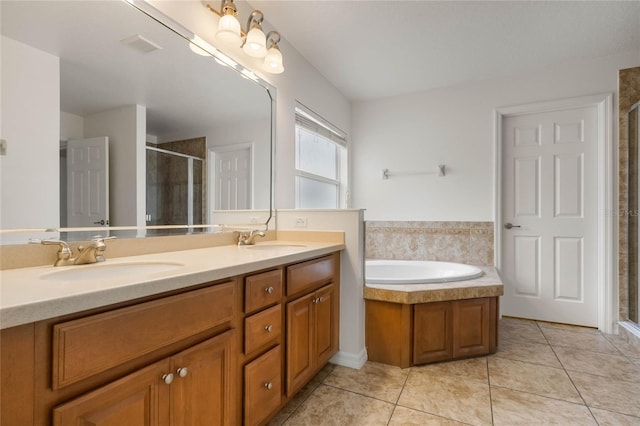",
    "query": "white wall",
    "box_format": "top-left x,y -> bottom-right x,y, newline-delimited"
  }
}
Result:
352,50 -> 640,221
0,36 -> 59,241
84,105 -> 146,227
60,112 -> 84,141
